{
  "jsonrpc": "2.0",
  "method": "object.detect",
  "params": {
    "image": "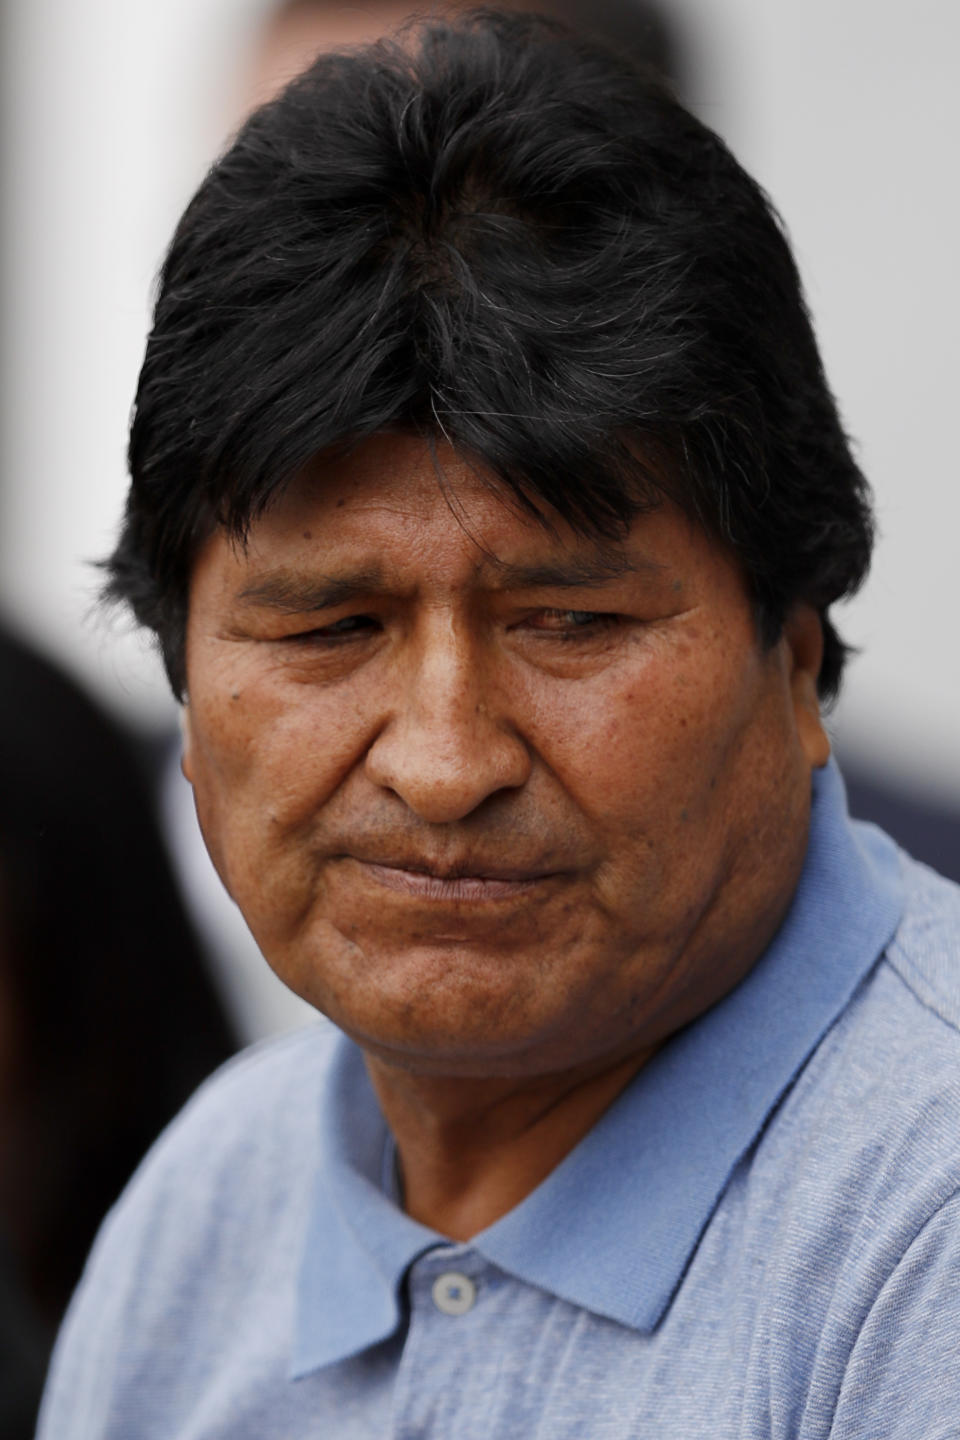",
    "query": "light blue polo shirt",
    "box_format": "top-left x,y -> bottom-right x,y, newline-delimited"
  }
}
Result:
38,763 -> 960,1437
